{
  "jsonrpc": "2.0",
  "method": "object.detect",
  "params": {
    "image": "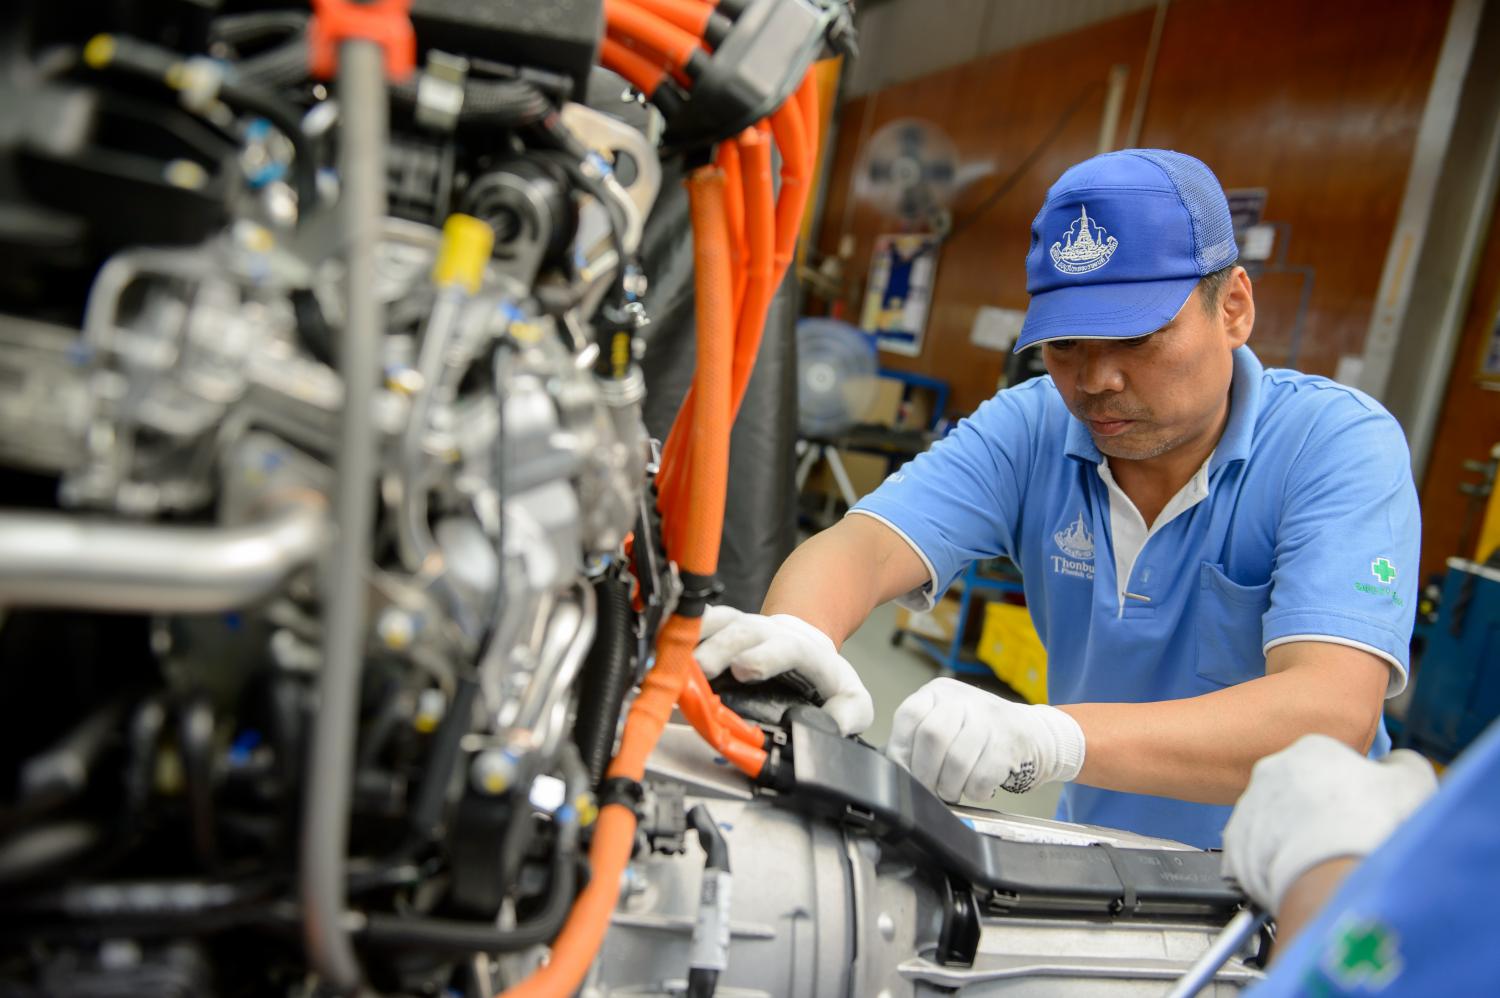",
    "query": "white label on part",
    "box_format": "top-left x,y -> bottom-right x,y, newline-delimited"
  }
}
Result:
689,870 -> 733,972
